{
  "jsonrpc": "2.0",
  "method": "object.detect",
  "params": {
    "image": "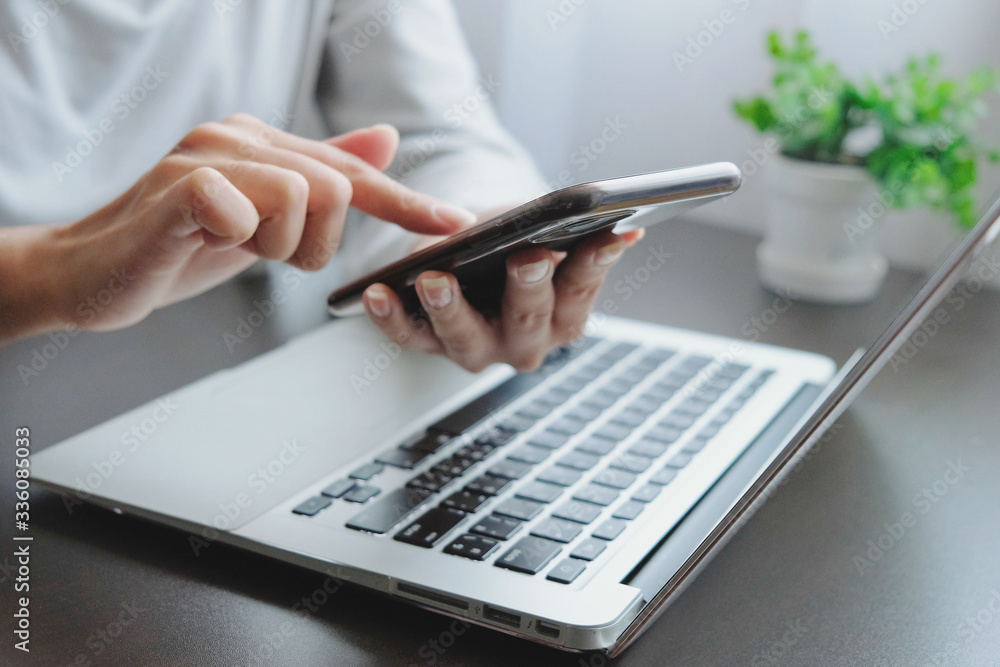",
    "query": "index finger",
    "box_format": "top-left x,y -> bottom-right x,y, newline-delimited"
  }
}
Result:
225,115 -> 474,235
